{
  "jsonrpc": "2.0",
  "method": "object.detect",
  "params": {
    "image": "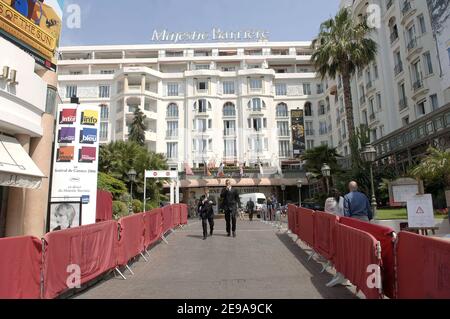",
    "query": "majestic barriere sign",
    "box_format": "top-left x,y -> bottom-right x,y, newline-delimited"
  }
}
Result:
49,103 -> 100,231
151,28 -> 269,43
